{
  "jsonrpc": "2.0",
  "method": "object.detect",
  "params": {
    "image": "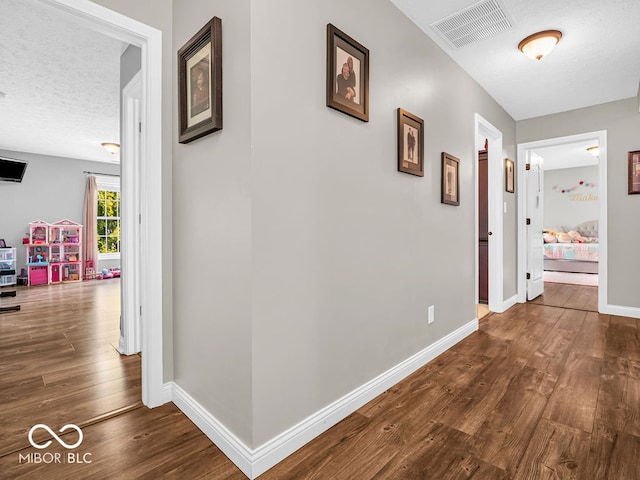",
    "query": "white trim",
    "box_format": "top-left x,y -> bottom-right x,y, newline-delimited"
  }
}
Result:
43,0 -> 166,408
502,294 -> 518,312
602,304 -> 640,319
475,114 -> 504,313
172,318 -> 478,479
98,252 -> 121,261
516,131 -> 607,313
